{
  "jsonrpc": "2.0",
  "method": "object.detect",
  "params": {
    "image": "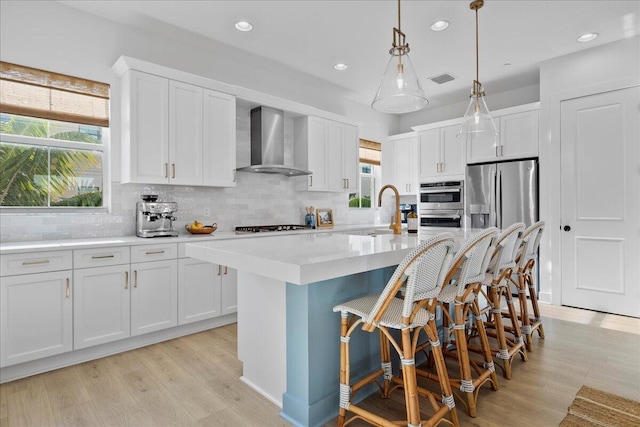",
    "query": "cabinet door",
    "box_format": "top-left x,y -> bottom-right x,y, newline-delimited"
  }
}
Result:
500,110 -> 539,160
342,125 -> 359,193
418,130 -> 440,179
125,71 -> 169,184
203,89 -> 236,187
307,117 -> 328,191
327,121 -> 345,192
0,271 -> 72,367
73,265 -> 130,349
220,266 -> 238,315
169,81 -> 203,185
131,260 -> 178,336
394,136 -> 417,194
439,124 -> 465,177
178,258 -> 221,325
